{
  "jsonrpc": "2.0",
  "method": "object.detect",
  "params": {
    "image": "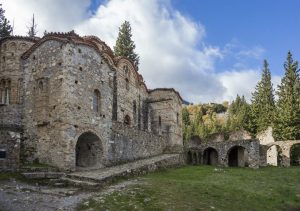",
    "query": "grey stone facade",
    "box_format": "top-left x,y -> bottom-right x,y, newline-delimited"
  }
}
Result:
0,32 -> 183,171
